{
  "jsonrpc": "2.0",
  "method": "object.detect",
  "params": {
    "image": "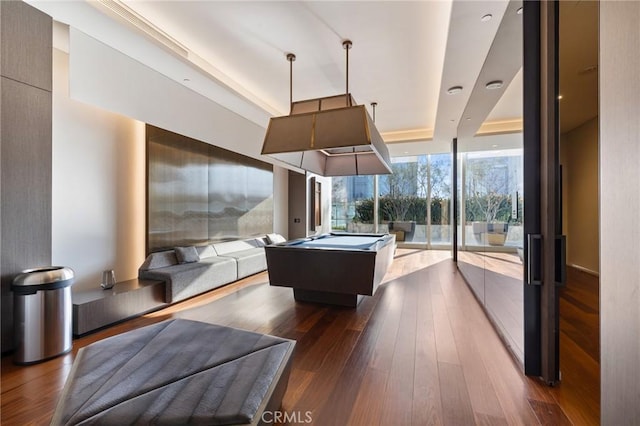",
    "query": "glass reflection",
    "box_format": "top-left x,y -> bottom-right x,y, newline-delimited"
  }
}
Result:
457,134 -> 524,362
454,0 -> 524,364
